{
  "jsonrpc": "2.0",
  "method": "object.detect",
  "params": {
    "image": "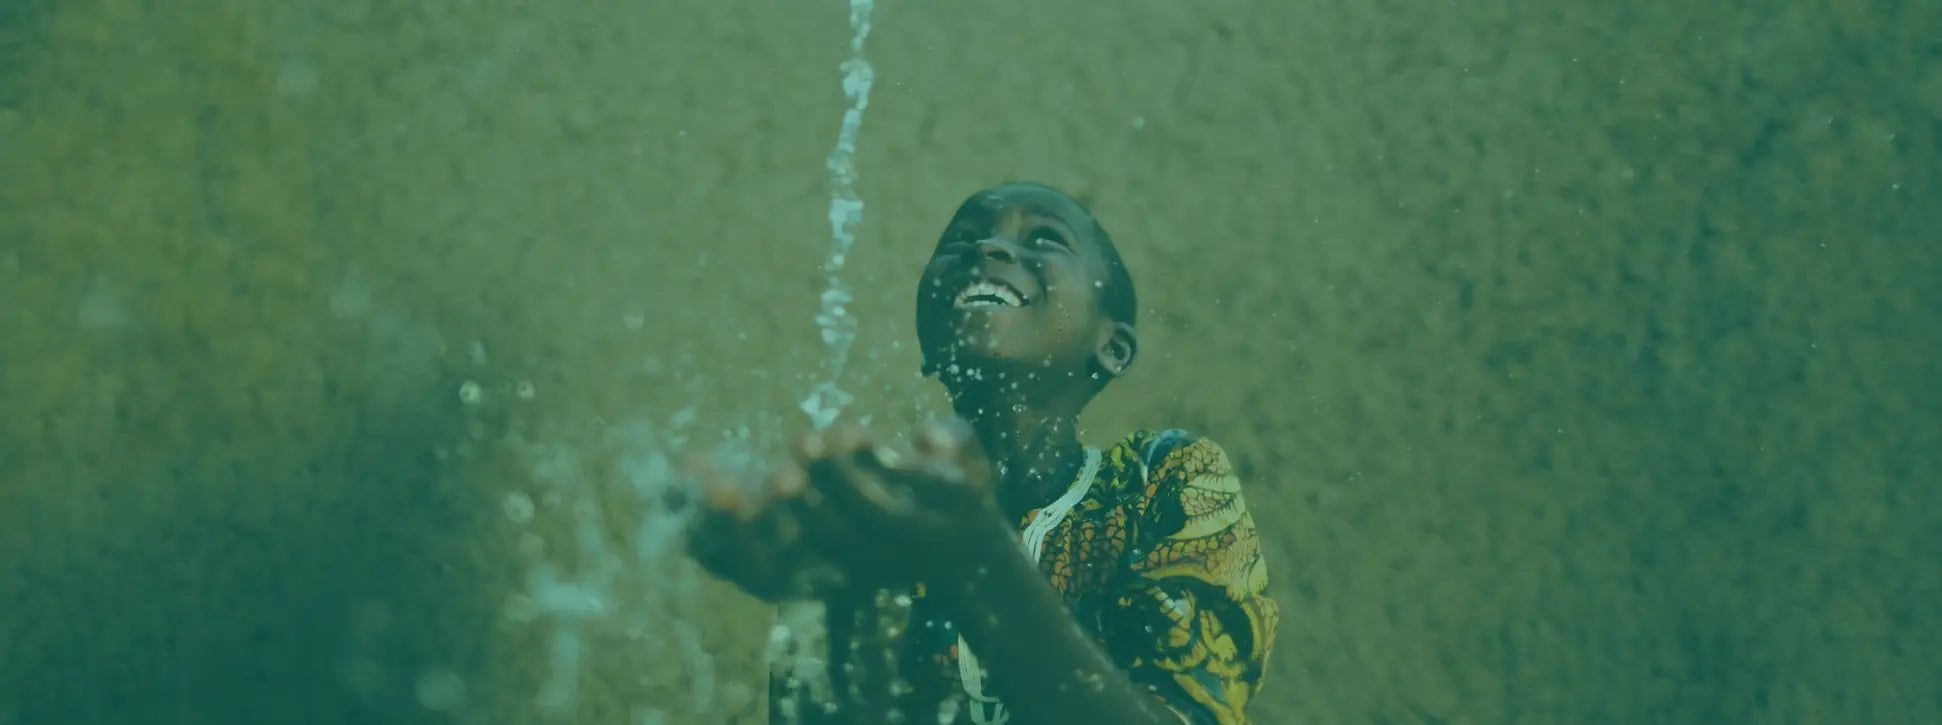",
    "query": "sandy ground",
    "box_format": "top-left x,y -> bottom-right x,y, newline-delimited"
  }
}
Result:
2,0 -> 1938,723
